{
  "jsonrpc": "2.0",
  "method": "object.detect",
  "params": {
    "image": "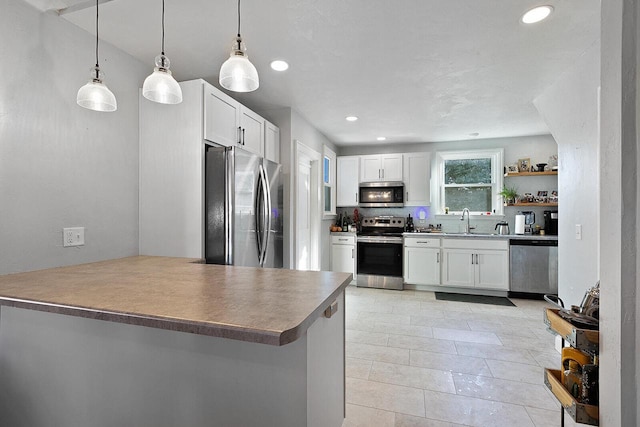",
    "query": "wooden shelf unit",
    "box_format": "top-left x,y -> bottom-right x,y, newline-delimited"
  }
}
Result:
507,202 -> 559,207
505,171 -> 558,177
543,308 -> 599,426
